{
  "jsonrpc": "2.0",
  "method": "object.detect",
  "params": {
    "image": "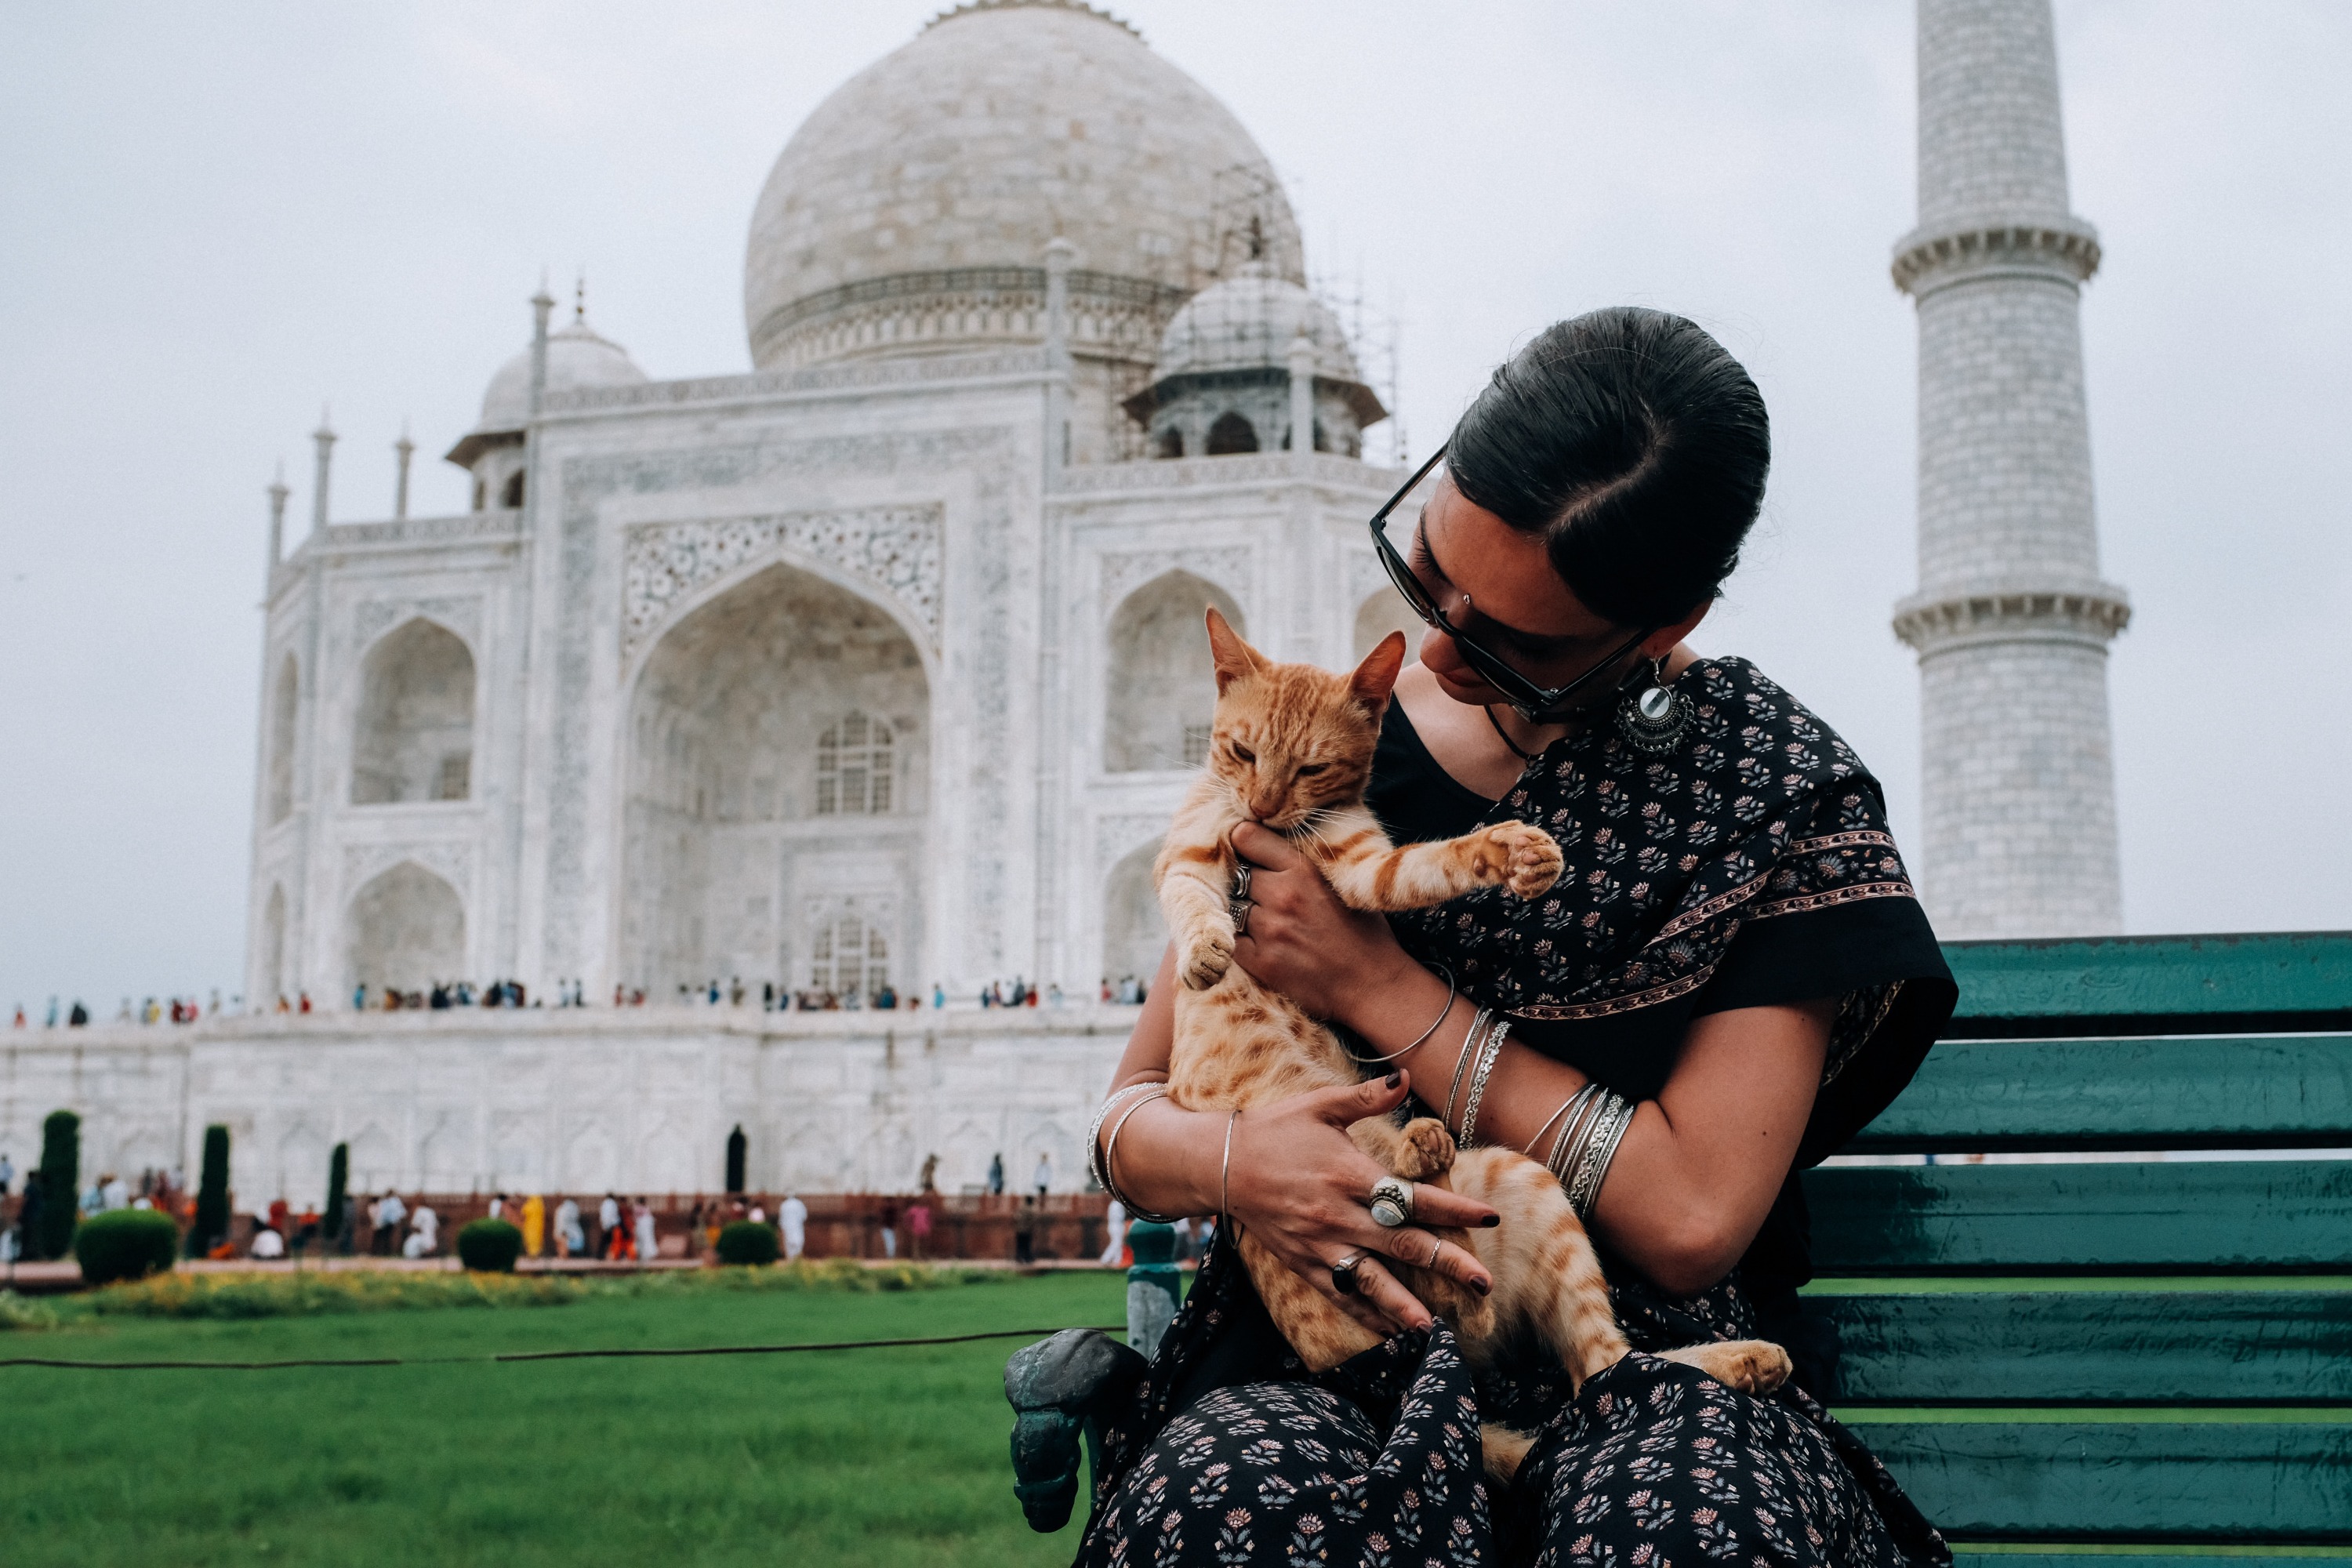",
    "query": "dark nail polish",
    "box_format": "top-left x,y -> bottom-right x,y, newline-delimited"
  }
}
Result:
1384,1070 -> 1402,1088
1480,1214 -> 1501,1228
1472,1277 -> 1491,1297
